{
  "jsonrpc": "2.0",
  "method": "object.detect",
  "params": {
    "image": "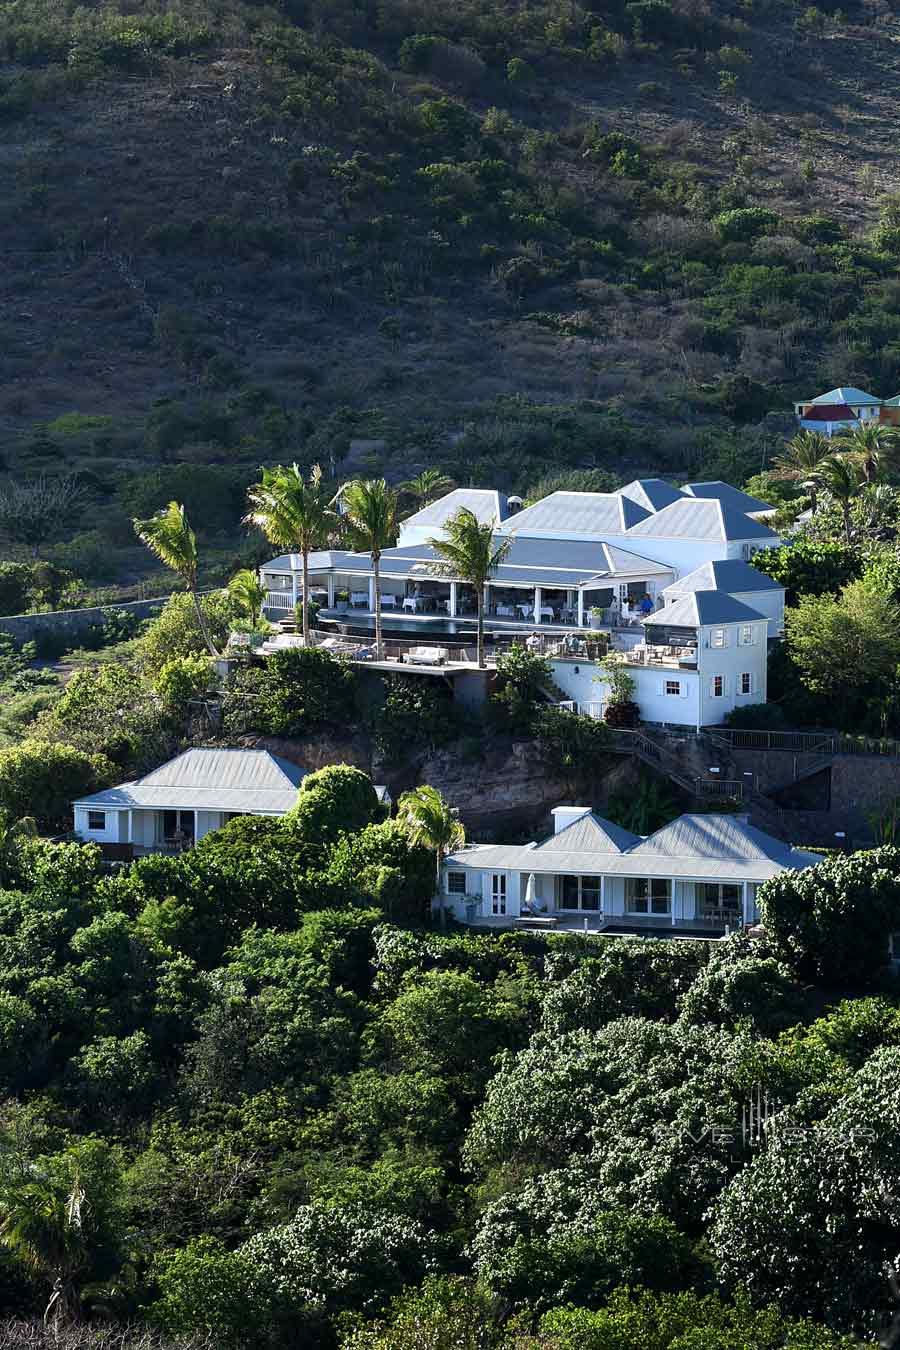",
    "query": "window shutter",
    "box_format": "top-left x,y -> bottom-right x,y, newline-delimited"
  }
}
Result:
709,677 -> 717,695
680,682 -> 689,698
658,681 -> 666,696
721,675 -> 729,695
